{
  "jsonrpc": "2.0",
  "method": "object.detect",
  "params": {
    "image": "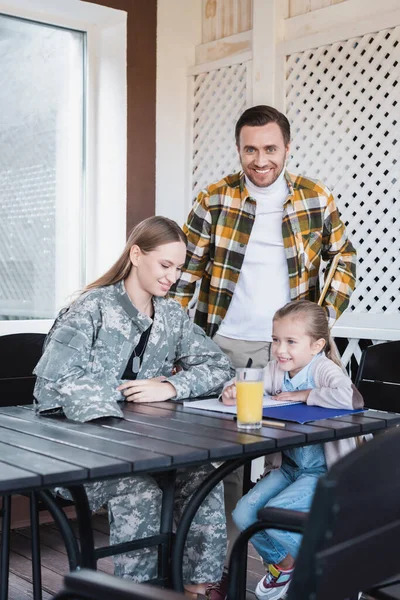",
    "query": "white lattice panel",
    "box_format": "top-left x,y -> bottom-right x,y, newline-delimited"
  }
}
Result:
191,62 -> 249,199
286,27 -> 400,316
